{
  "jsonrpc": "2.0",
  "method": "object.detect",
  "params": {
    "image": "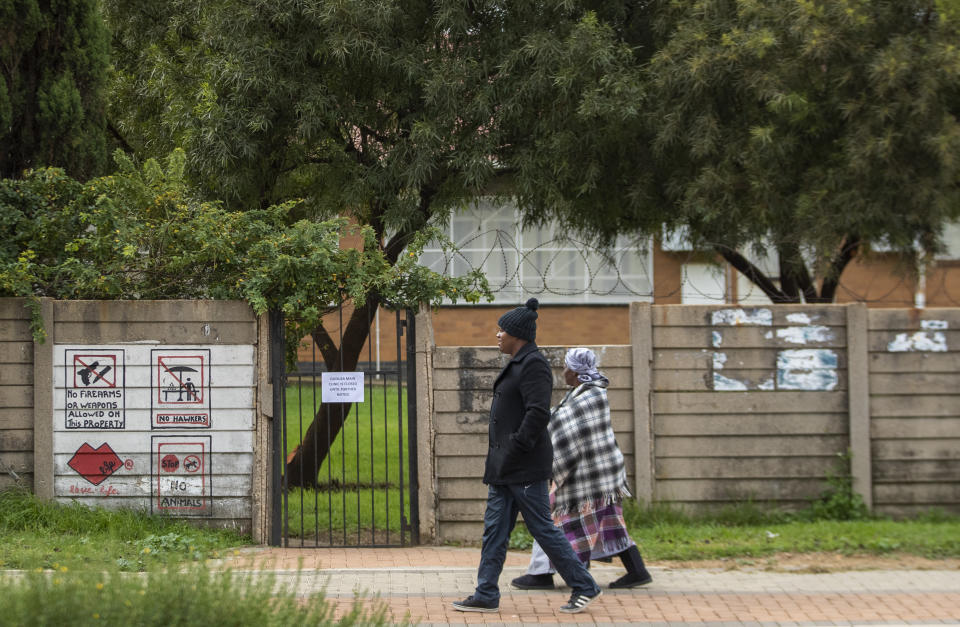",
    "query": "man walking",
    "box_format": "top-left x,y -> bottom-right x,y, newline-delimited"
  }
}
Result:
452,298 -> 602,614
